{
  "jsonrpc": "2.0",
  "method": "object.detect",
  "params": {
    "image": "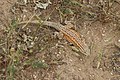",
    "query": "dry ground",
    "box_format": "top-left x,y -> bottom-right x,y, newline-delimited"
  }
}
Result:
0,0 -> 120,80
